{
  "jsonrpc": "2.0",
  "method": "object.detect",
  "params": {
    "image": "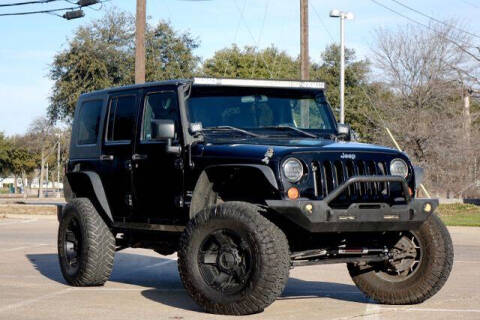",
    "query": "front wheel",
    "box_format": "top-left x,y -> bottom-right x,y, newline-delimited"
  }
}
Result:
348,214 -> 453,304
177,202 -> 290,315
